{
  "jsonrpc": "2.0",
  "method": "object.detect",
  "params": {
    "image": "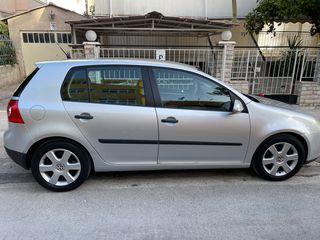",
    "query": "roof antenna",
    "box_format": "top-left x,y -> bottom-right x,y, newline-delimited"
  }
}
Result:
55,41 -> 71,59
